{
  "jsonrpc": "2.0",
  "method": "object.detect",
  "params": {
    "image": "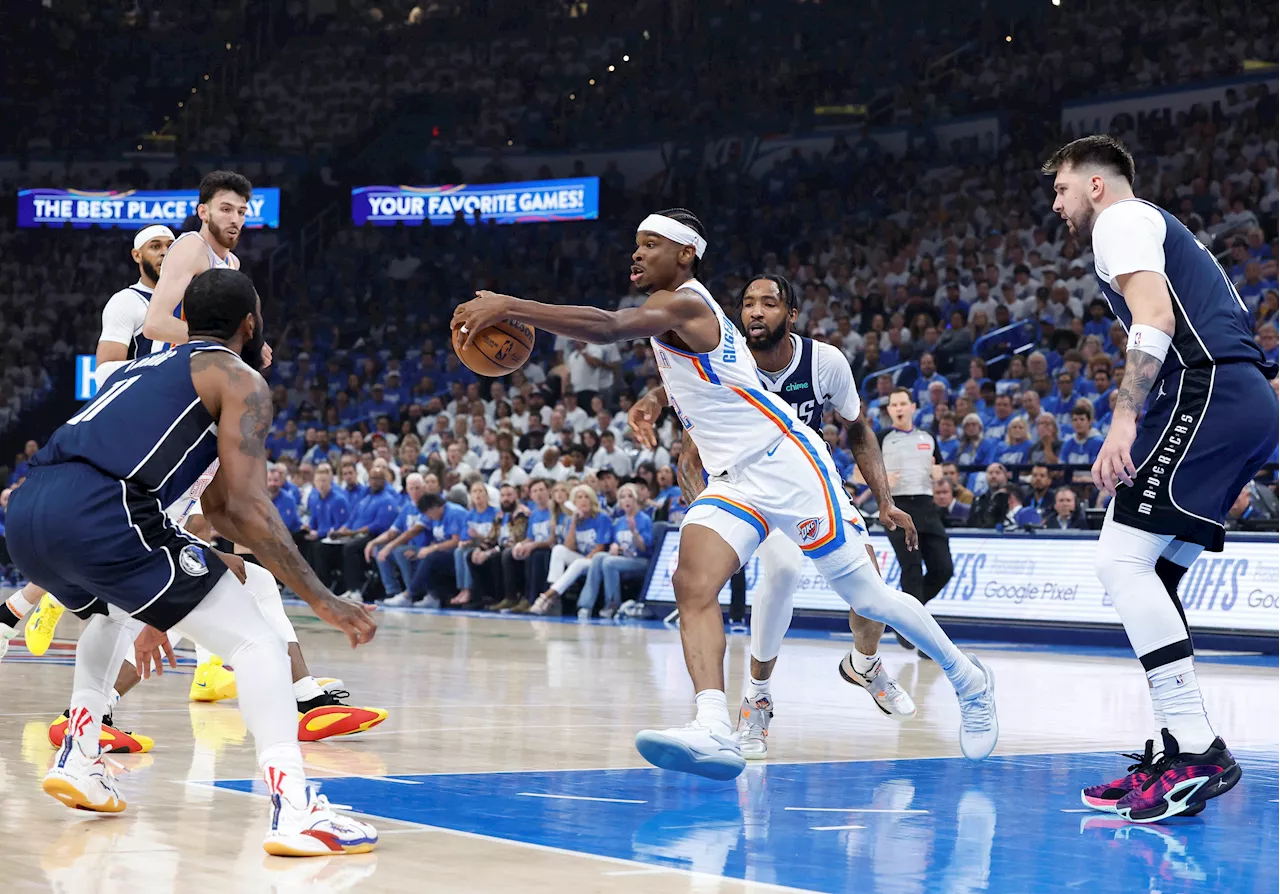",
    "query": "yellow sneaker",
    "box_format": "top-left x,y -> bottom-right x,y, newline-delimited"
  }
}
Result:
24,593 -> 64,657
189,654 -> 238,702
